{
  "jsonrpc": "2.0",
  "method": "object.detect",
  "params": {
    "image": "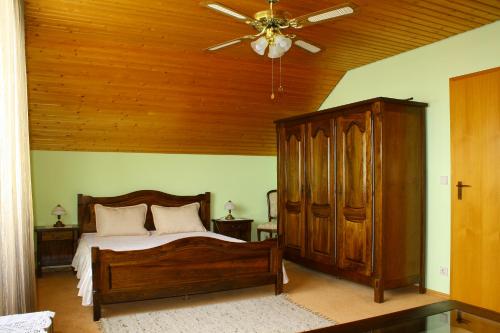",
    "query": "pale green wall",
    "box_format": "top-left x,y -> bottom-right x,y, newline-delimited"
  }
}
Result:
320,21 -> 500,294
31,151 -> 277,240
